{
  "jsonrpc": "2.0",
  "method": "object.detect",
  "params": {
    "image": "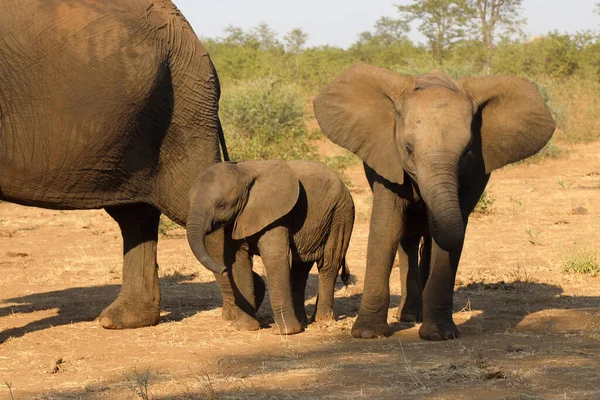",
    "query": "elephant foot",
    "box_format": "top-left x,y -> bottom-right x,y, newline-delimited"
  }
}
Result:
99,297 -> 160,329
231,313 -> 260,331
351,314 -> 390,339
314,307 -> 335,323
222,302 -> 238,321
418,320 -> 459,341
273,318 -> 303,335
395,297 -> 423,323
